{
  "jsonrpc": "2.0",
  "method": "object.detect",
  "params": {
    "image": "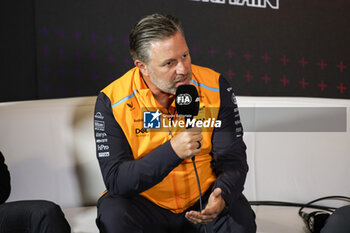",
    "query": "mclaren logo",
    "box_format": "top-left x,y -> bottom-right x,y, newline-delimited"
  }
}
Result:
126,102 -> 135,111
